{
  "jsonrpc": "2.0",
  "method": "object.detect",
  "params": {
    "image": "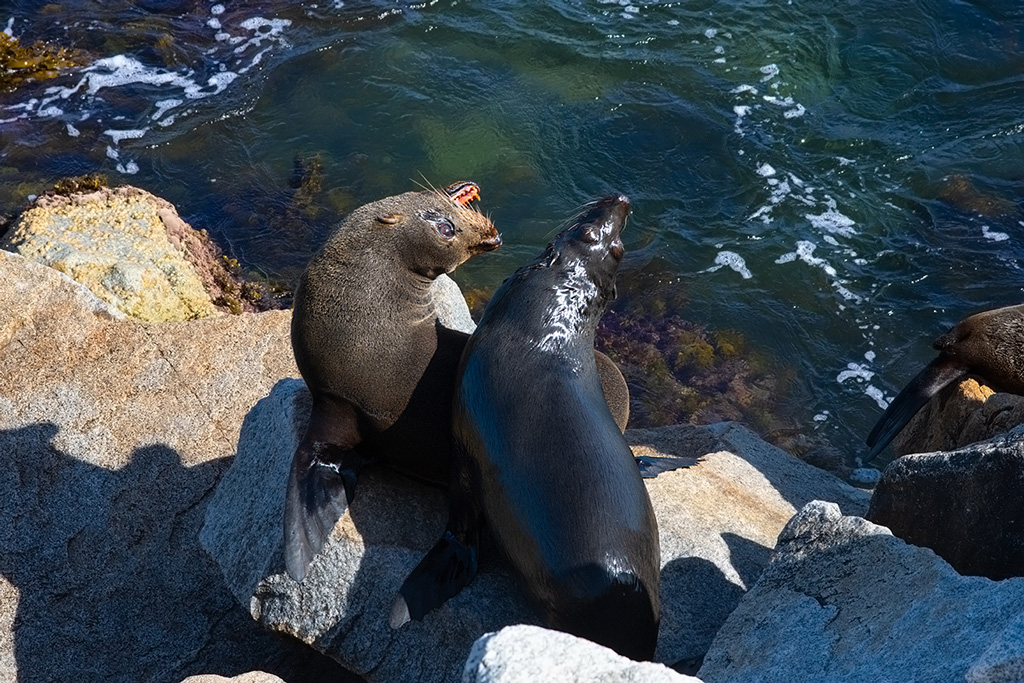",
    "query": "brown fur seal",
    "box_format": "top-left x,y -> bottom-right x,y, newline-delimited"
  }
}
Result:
865,304 -> 1024,462
391,195 -> 670,661
285,181 -> 501,582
